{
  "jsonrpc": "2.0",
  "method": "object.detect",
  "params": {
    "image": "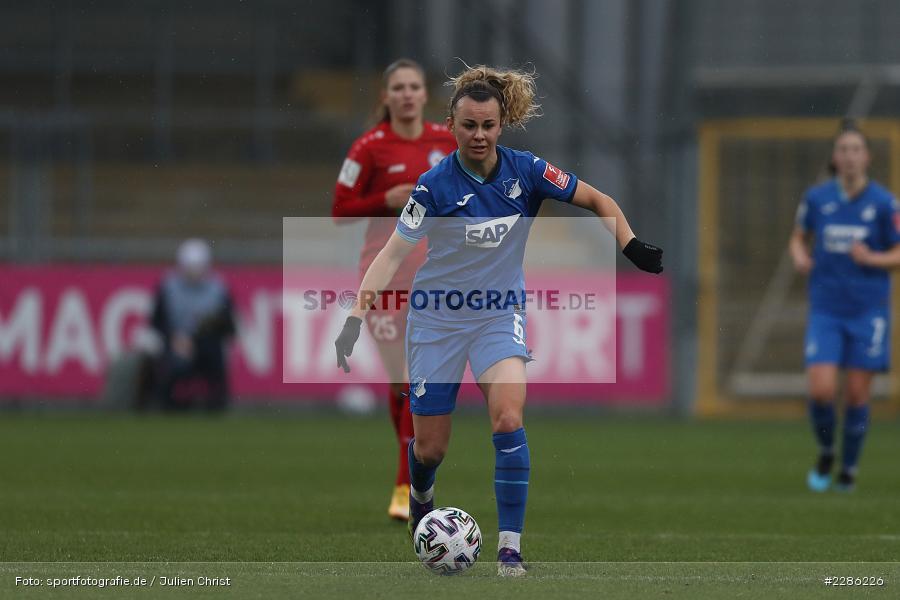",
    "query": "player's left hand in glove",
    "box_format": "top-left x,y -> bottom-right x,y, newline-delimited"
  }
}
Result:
623,238 -> 664,274
335,316 -> 362,373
